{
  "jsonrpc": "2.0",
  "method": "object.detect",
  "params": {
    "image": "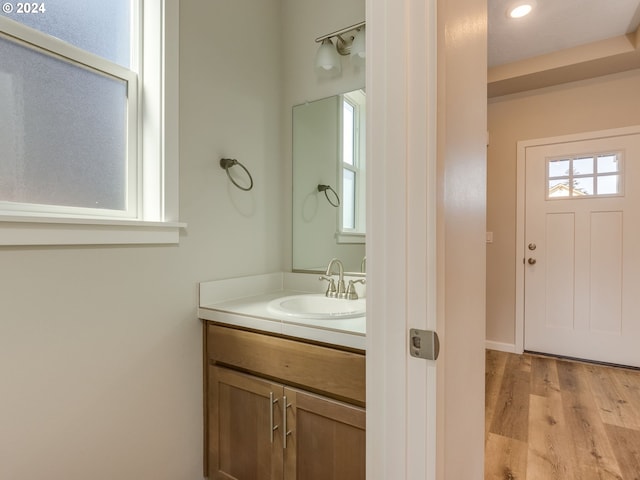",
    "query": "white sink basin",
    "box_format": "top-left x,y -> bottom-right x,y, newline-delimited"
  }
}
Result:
268,294 -> 366,319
